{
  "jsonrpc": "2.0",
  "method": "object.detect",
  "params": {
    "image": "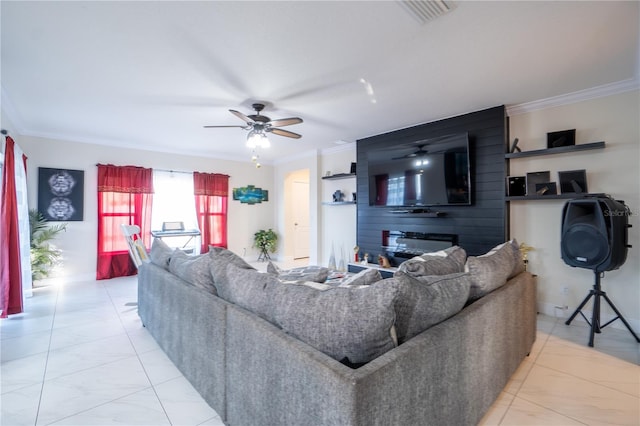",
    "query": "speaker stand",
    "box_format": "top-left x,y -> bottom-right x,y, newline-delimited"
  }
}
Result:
565,271 -> 640,347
